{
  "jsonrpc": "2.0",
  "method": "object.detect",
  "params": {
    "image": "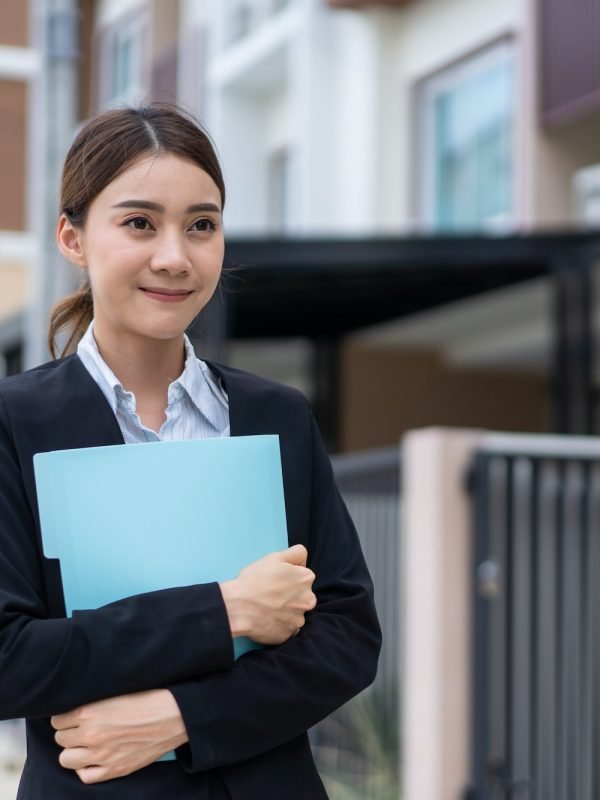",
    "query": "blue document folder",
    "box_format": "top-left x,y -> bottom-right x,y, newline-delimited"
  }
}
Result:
34,435 -> 289,761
